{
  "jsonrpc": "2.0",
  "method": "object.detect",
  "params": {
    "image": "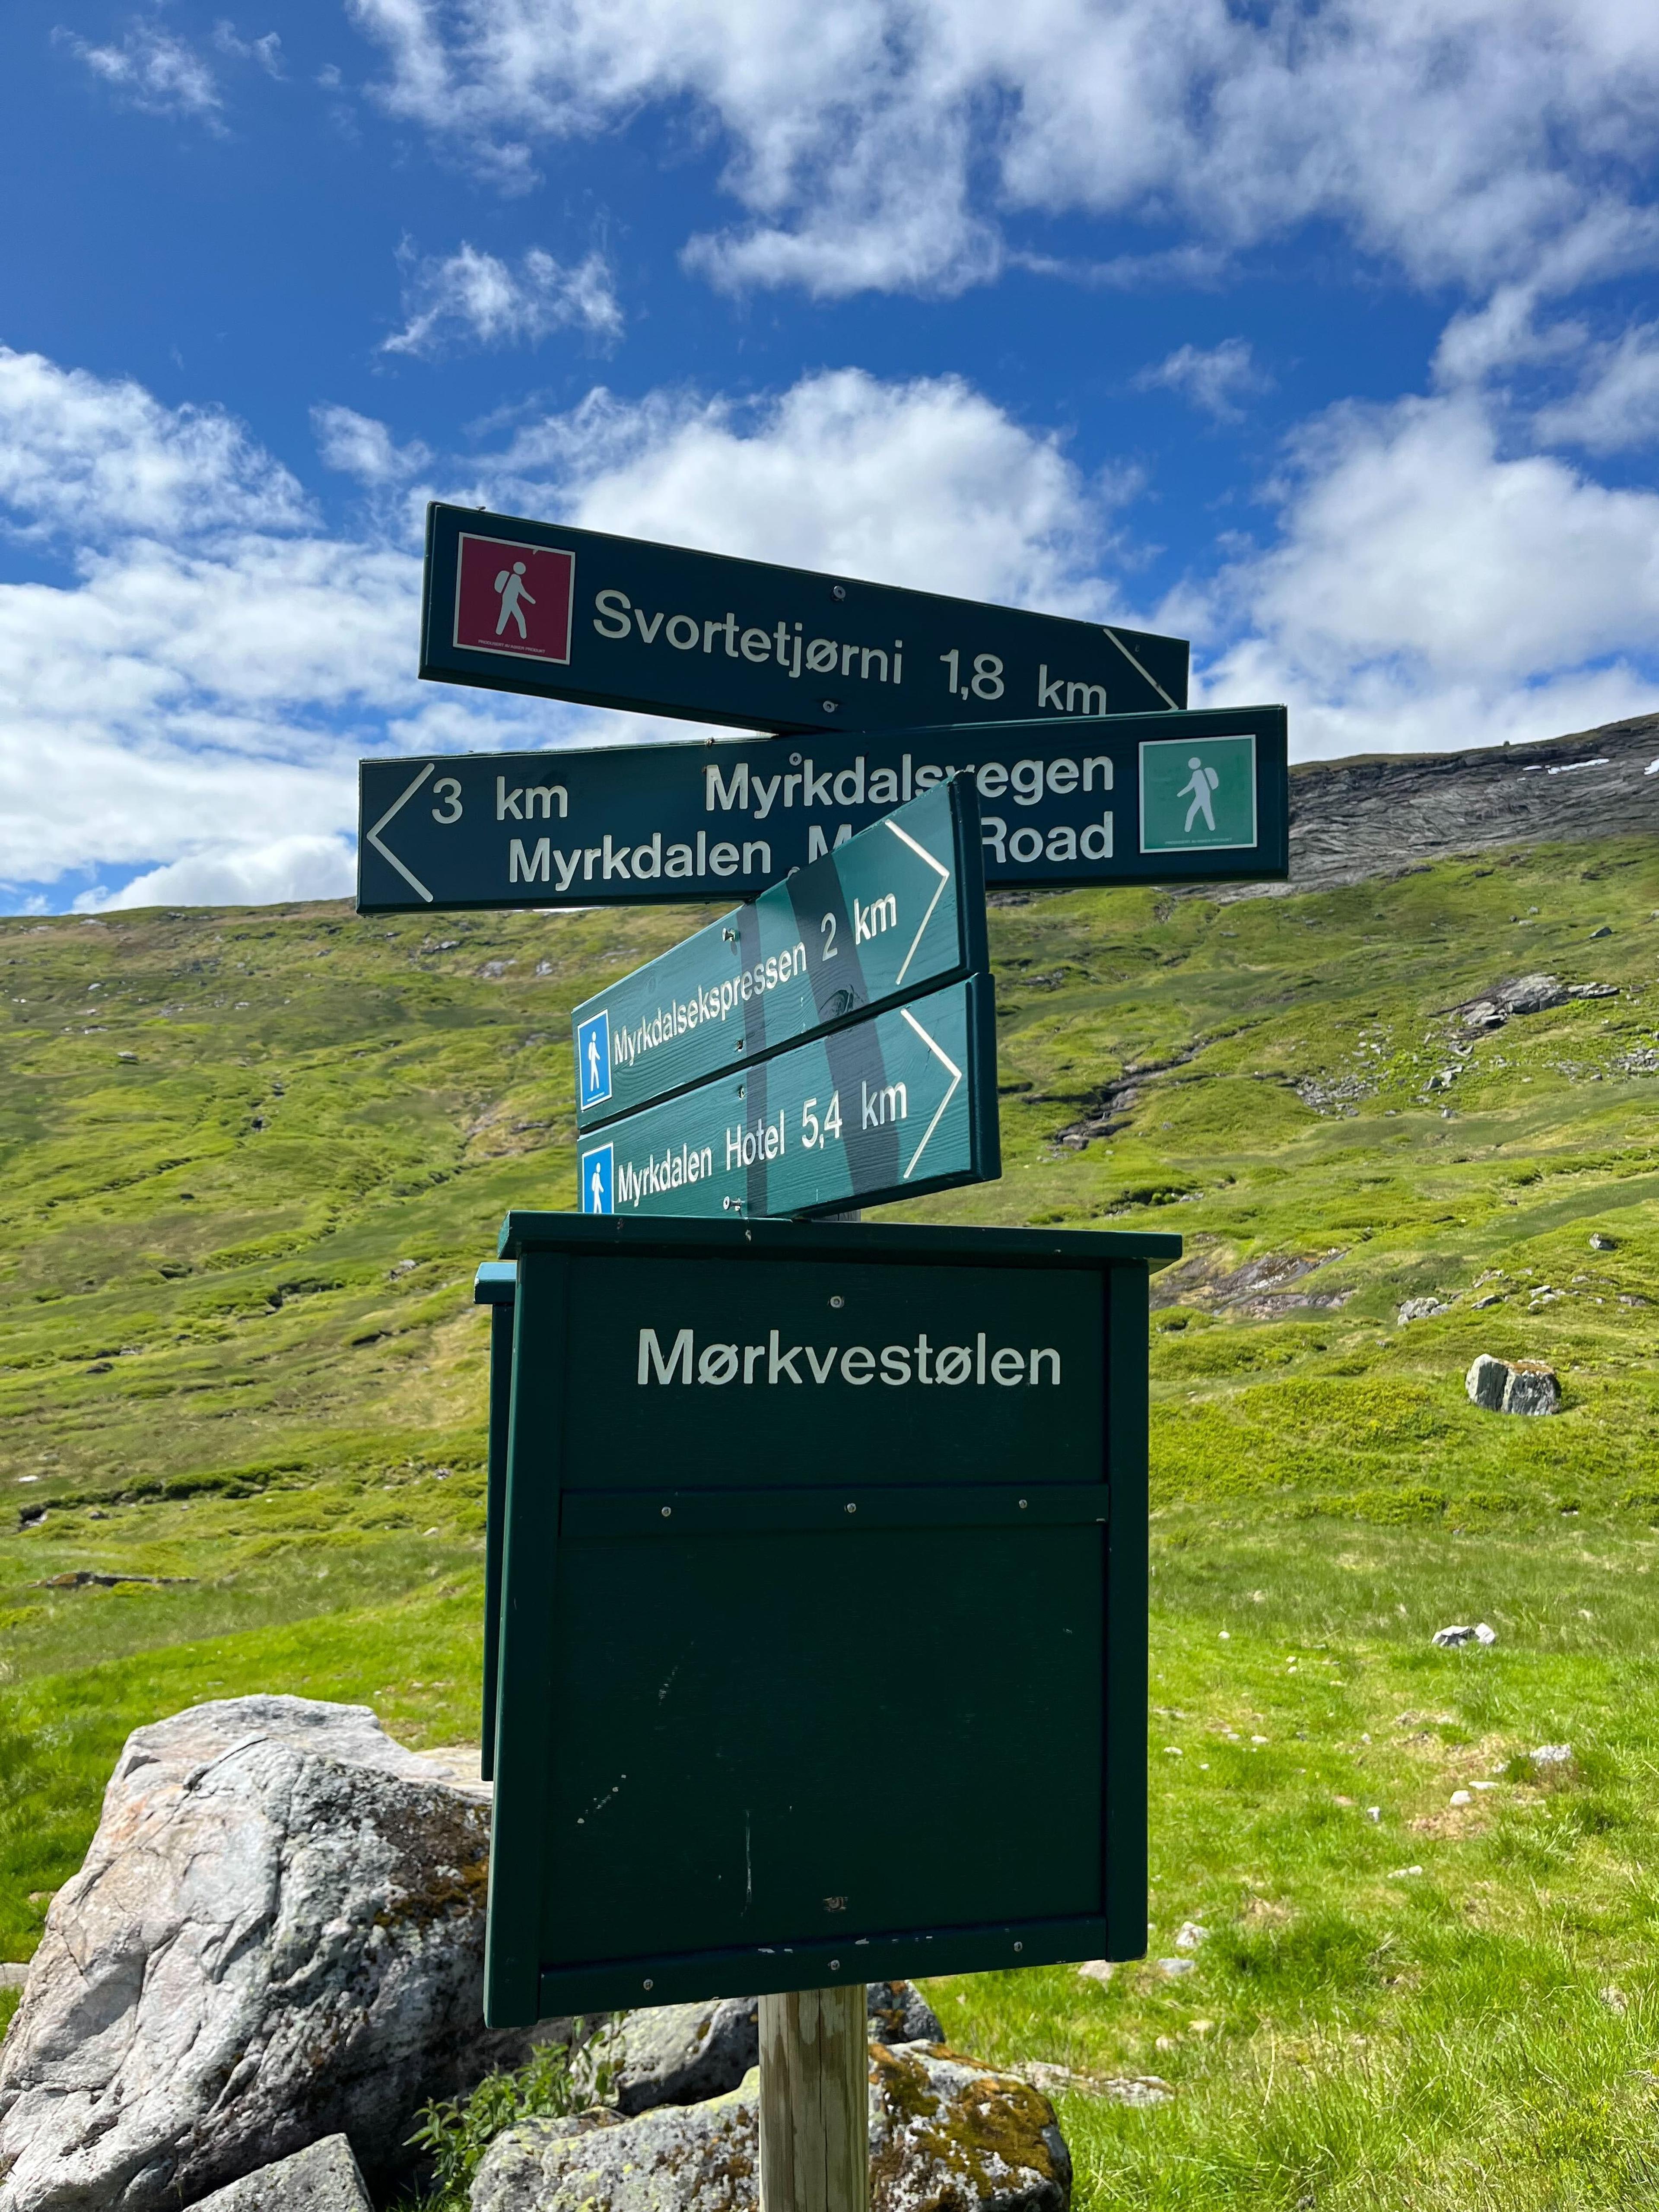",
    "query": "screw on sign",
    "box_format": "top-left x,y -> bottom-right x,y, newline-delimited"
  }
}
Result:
453,533 -> 576,664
